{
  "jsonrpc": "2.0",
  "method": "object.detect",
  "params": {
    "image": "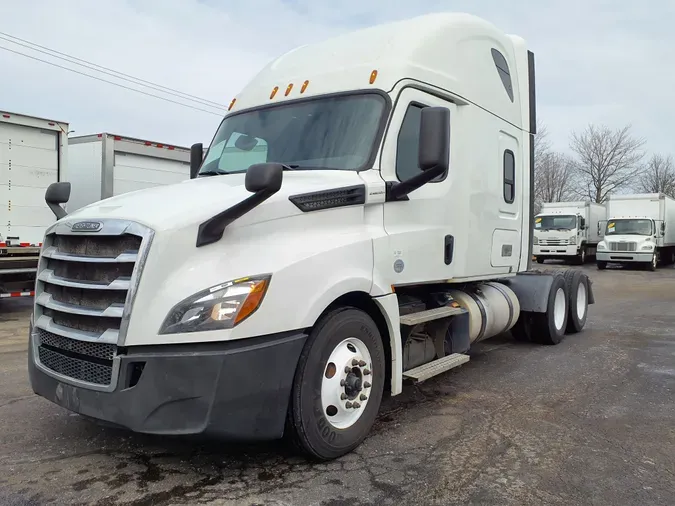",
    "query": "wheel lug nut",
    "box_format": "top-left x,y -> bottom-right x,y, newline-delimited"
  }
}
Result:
341,393 -> 348,400
364,382 -> 371,388
340,379 -> 346,387
345,366 -> 351,373
352,359 -> 359,366
353,402 -> 361,409
363,369 -> 371,376
360,394 -> 367,401
358,360 -> 366,367
345,401 -> 353,408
